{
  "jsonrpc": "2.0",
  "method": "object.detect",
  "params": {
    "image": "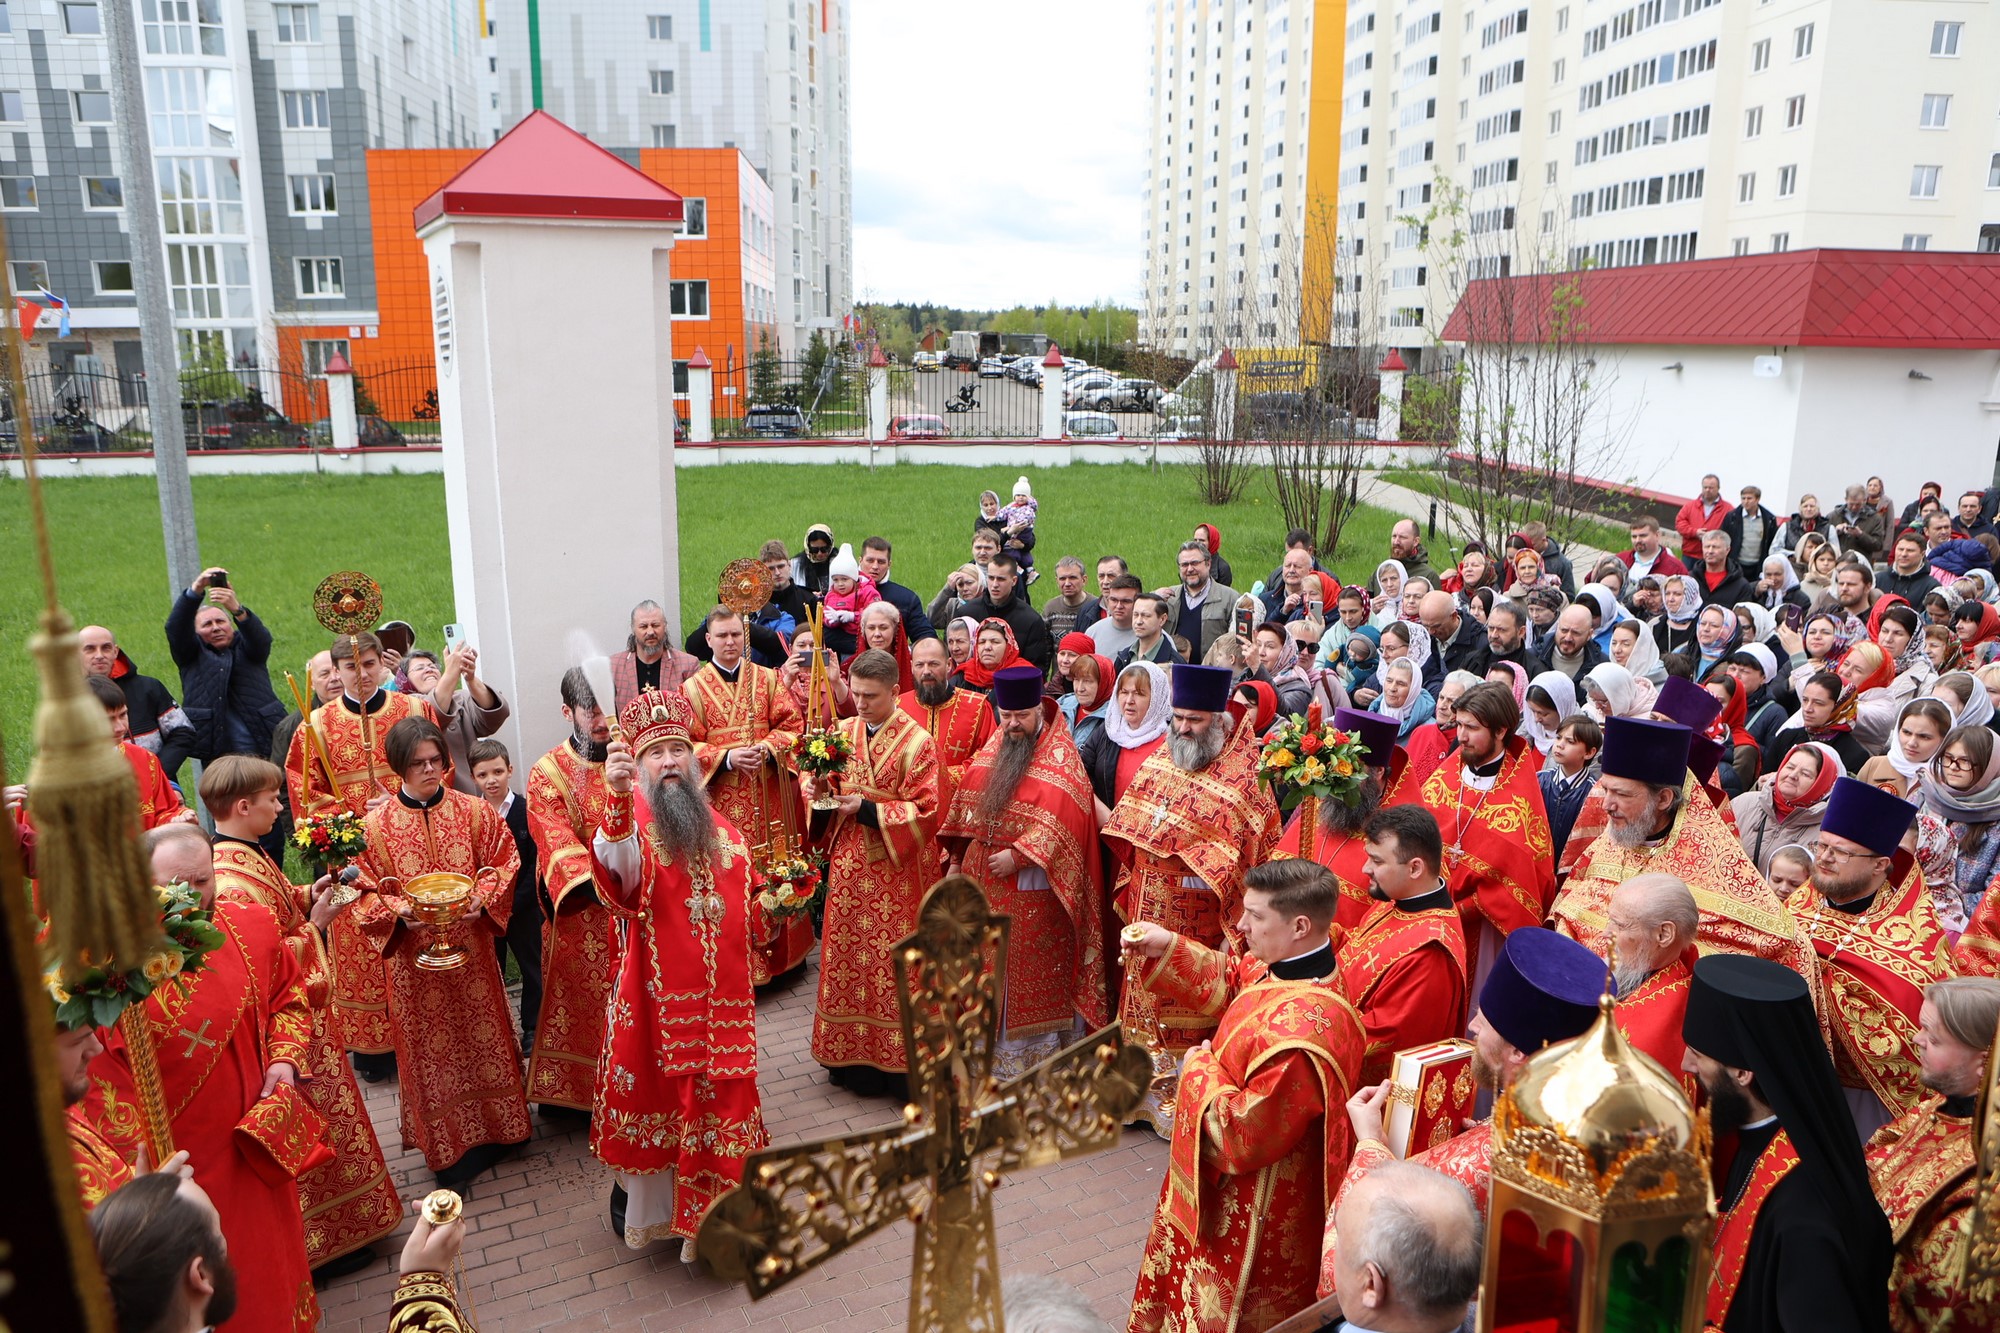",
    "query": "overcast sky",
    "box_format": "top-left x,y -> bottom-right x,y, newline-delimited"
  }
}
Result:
849,0 -> 1147,310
